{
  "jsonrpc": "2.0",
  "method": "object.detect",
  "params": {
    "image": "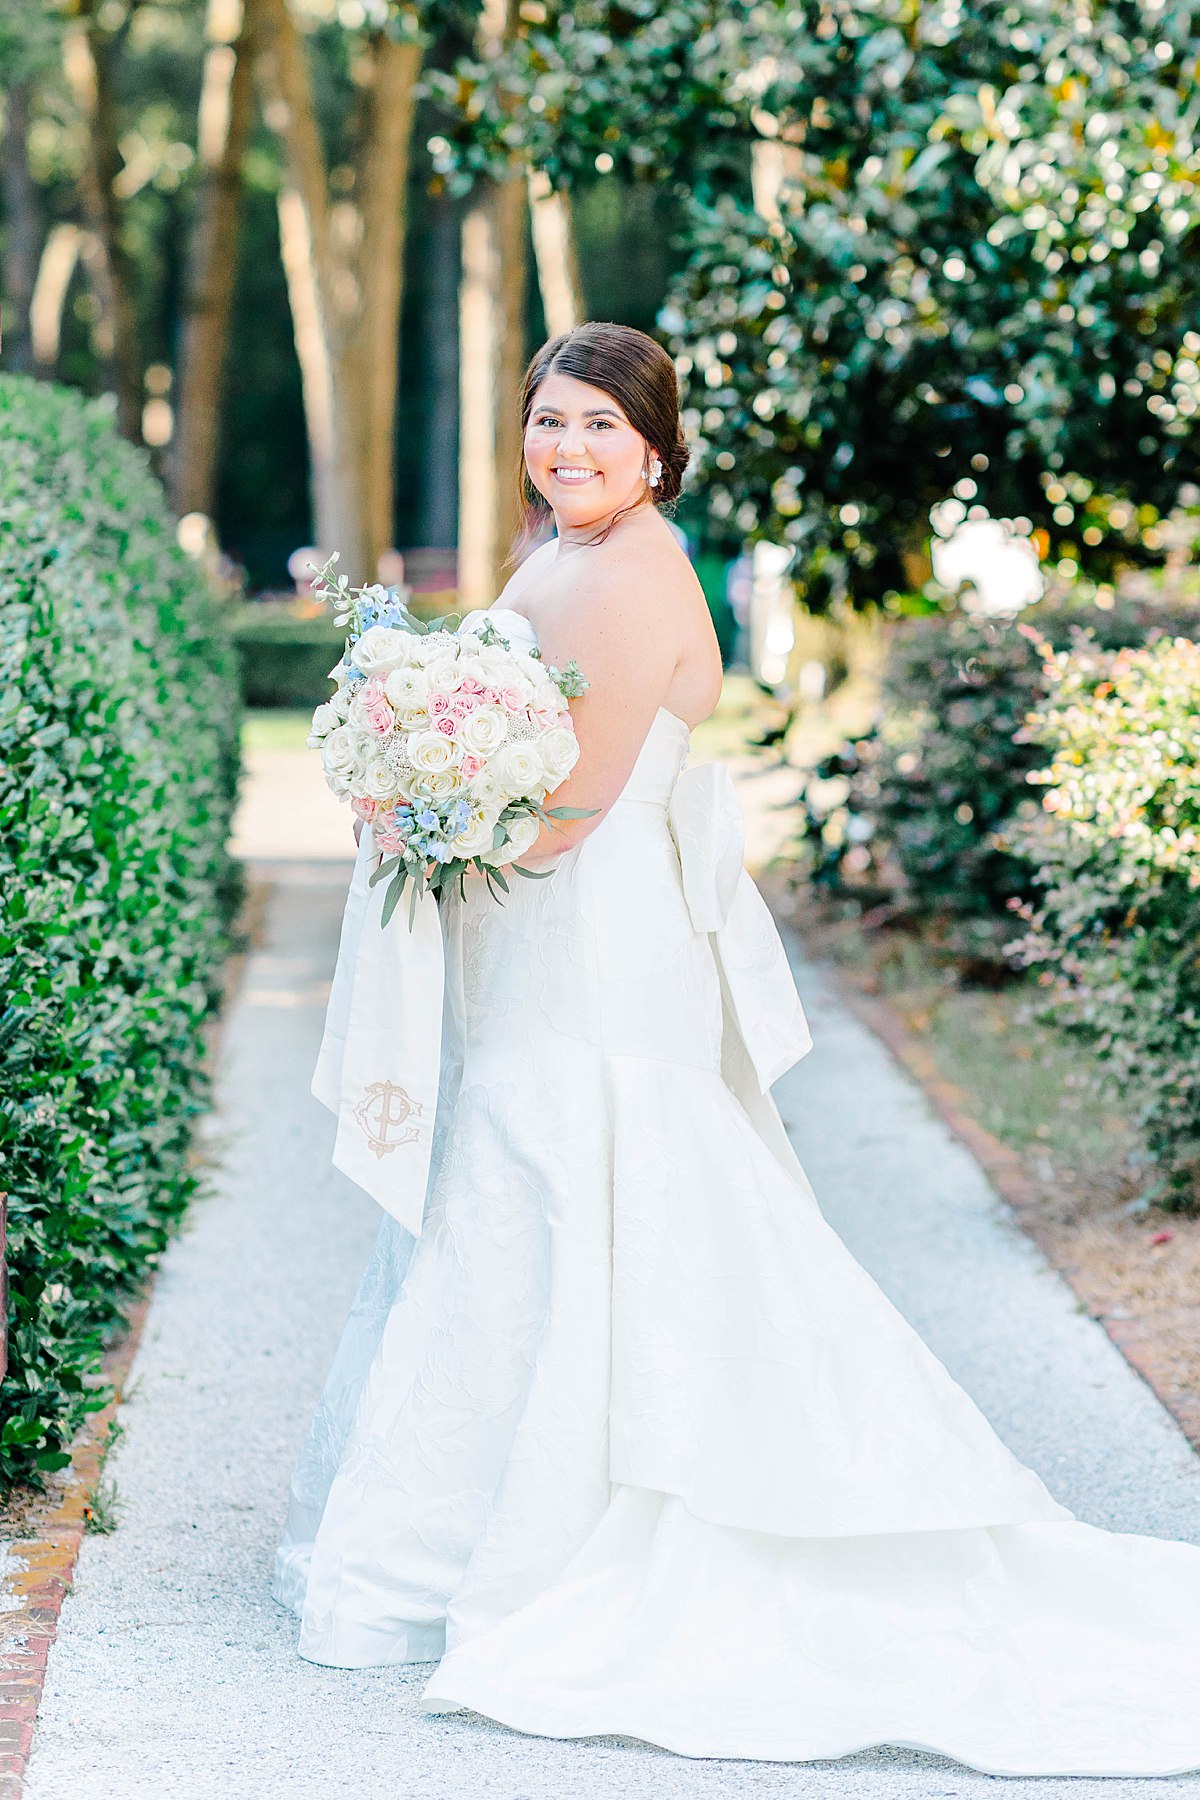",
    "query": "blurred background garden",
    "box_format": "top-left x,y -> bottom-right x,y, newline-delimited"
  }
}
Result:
2,0 -> 1200,1494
